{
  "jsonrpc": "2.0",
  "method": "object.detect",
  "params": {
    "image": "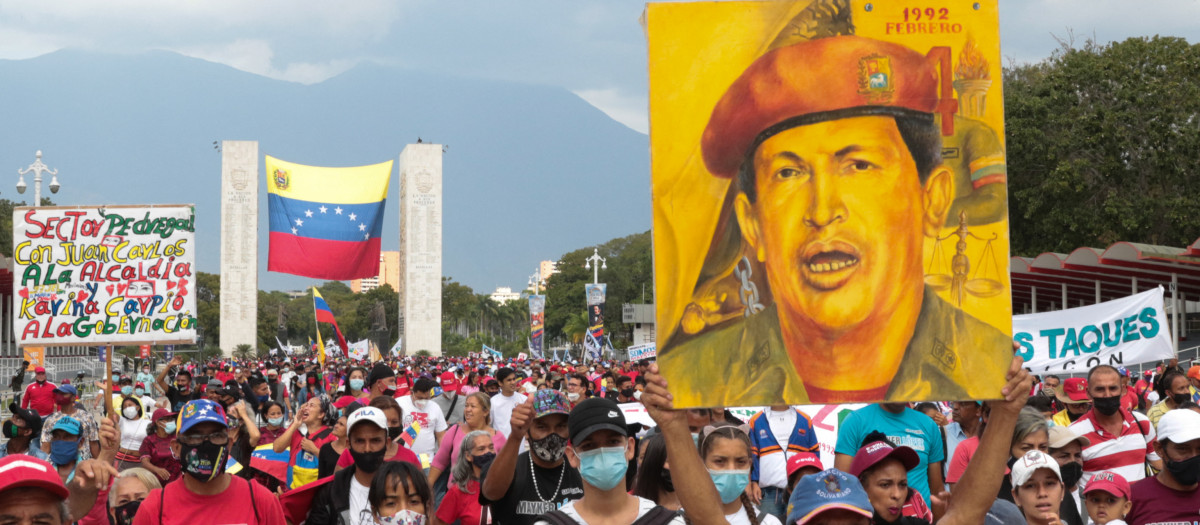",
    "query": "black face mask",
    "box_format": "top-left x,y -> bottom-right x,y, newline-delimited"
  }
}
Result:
472,452 -> 496,469
350,447 -> 386,473
113,499 -> 143,525
620,388 -> 635,398
1059,461 -> 1083,488
1172,393 -> 1191,406
1166,454 -> 1200,486
179,440 -> 228,482
1066,409 -> 1086,422
382,387 -> 396,397
388,426 -> 403,442
661,469 -> 675,493
1093,395 -> 1121,416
